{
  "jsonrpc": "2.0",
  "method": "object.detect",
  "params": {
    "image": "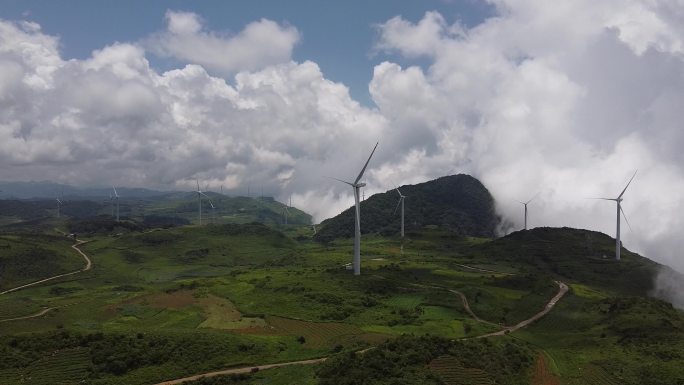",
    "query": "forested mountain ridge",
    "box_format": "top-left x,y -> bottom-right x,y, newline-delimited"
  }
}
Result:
315,174 -> 499,242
